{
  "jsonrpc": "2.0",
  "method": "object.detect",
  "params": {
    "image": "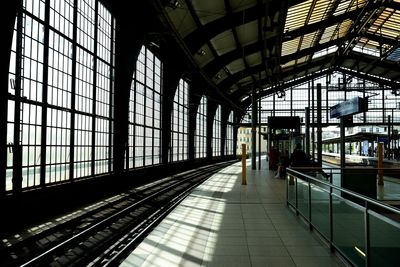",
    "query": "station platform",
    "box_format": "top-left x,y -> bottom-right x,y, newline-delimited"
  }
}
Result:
121,159 -> 346,267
